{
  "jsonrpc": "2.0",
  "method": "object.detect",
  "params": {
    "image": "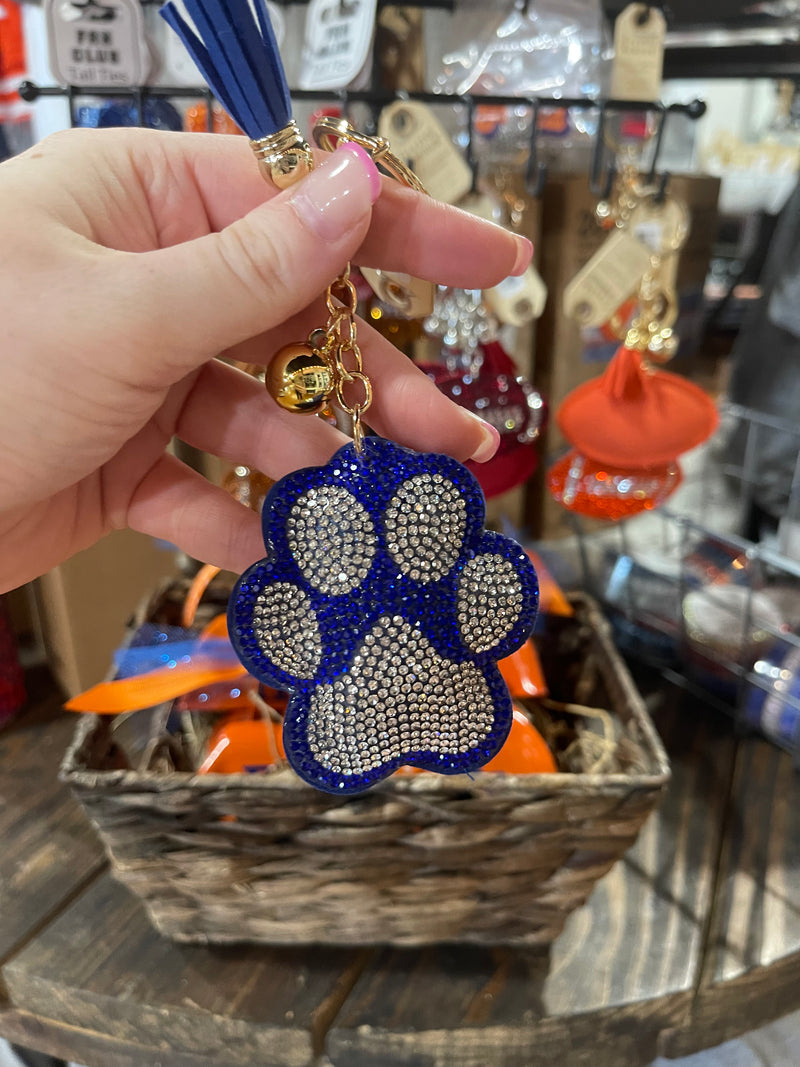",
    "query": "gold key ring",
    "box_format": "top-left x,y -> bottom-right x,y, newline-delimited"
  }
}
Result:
312,116 -> 428,194
313,117 -> 435,320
